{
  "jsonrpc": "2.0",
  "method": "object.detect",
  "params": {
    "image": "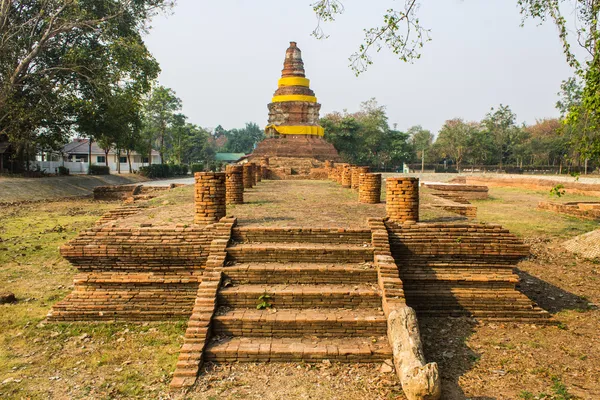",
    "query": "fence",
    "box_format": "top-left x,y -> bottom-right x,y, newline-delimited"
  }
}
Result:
33,161 -> 149,174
